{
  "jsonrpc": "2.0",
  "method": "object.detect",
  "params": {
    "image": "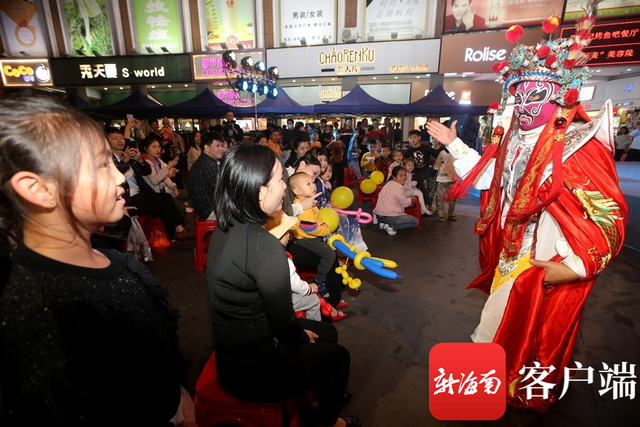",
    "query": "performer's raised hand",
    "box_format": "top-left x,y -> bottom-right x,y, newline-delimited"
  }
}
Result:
426,120 -> 458,145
